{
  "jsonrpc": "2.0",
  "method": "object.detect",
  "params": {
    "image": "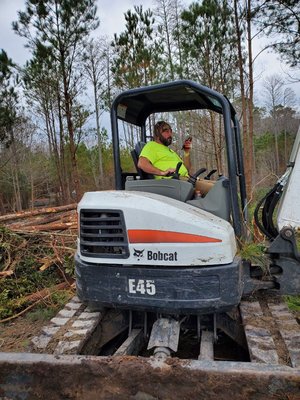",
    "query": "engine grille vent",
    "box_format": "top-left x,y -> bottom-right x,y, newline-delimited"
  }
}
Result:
80,209 -> 129,258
